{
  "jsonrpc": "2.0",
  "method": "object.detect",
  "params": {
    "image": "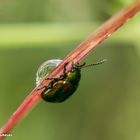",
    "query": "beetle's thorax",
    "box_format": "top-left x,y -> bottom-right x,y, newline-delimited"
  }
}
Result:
66,68 -> 81,85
